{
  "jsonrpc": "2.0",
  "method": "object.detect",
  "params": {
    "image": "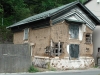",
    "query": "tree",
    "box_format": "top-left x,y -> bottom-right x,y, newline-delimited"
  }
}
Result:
0,0 -> 31,26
